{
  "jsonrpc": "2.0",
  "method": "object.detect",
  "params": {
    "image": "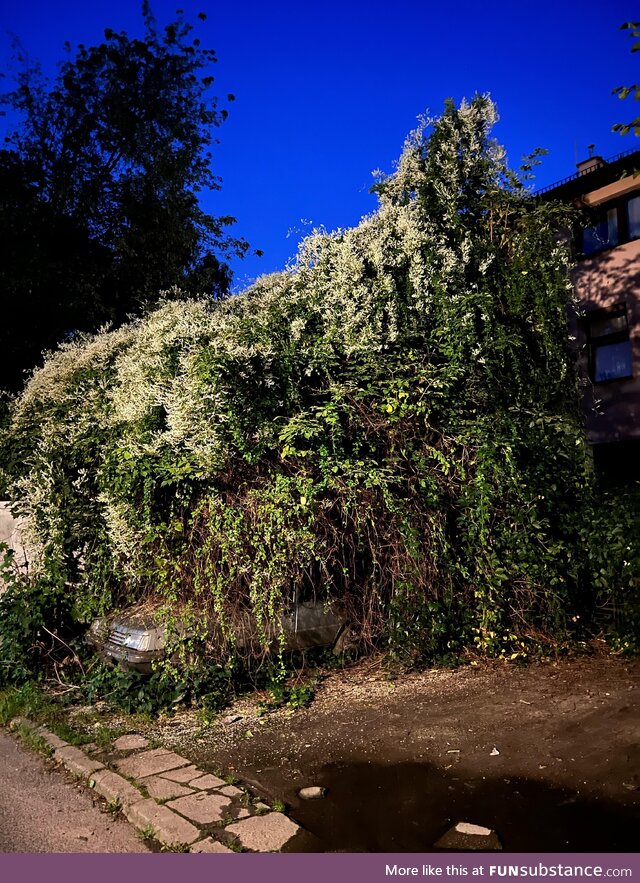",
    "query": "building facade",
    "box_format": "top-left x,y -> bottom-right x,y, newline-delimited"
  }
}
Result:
541,149 -> 640,477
